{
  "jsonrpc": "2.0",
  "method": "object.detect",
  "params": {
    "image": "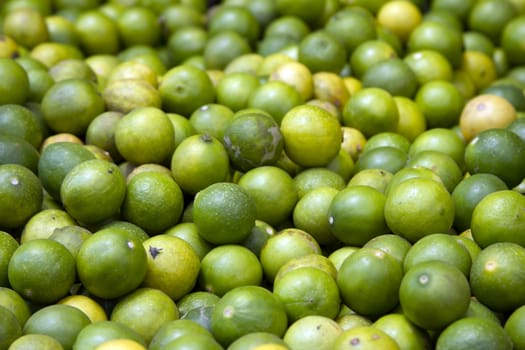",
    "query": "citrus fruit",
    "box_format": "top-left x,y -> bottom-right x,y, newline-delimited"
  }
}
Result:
0,163 -> 42,229
60,159 -> 126,225
141,234 -> 200,301
164,222 -> 212,260
8,239 -> 75,304
505,304 -> 525,350
436,317 -> 512,350
0,305 -> 23,350
74,10 -> 119,55
162,334 -> 223,349
464,128 -> 525,188
110,287 -> 179,344
159,64 -> 215,116
102,78 -> 162,113
188,103 -> 234,141
274,253 -> 338,284
77,228 -> 147,299
408,128 -> 466,169
238,166 -> 297,227
292,166 -> 345,197
216,72 -> 260,112
0,57 -> 29,105
403,233 -> 472,277
361,58 -> 419,98
198,245 -> 263,296
0,232 -> 18,287
247,80 -> 303,125
114,107 -> 174,165
328,185 -> 390,246
501,15 -> 525,66
298,30 -> 346,74
41,78 -> 105,136
406,150 -> 463,192
149,319 -> 213,350
211,285 -> 288,347
347,168 -> 394,194
342,87 -> 399,138
324,6 -> 378,54
349,40 -> 397,80
415,79 -> 465,128
208,5 -> 260,46
95,339 -> 146,350
483,84 -> 525,112
384,177 -> 455,243
58,294 -> 107,323
170,134 -> 230,195
192,182 -> 256,245
274,266 -> 341,322
333,326 -> 400,350
280,104 -> 341,167
20,208 -> 76,243
468,0 -> 517,44
407,20 -> 463,68
204,30 -> 251,70
0,104 -> 43,149
121,171 -> 184,235
283,315 -> 343,350
452,174 -> 509,232
73,321 -> 146,350
292,186 -> 340,246
8,334 -> 64,350
229,331 -> 289,350
337,248 -> 403,317
0,286 -> 31,328
372,313 -> 431,350
0,135 -> 40,173
362,234 -> 412,265
400,260 -> 471,332
223,112 -> 283,172
470,242 -> 525,313
23,304 -> 91,350
459,94 -> 518,142
354,146 -> 408,175
176,291 -> 220,330
404,50 -> 453,84
270,61 -> 313,102
377,0 -> 422,41
38,141 -> 95,201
